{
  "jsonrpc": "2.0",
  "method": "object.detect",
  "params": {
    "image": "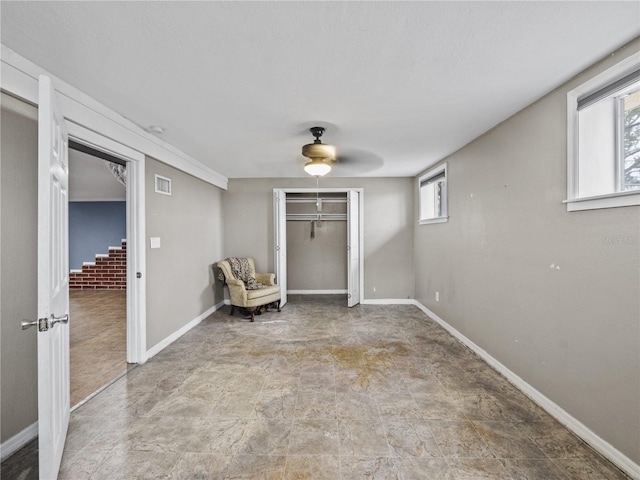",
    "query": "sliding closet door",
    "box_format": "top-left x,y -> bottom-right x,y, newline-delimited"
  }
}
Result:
274,189 -> 288,307
347,190 -> 360,307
